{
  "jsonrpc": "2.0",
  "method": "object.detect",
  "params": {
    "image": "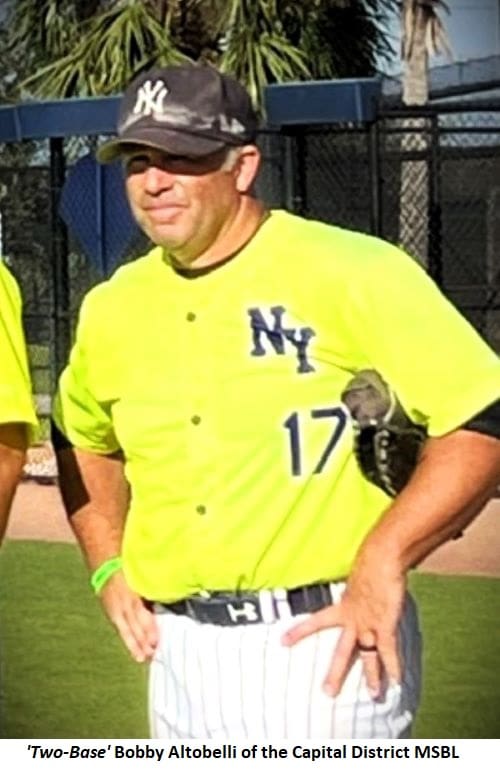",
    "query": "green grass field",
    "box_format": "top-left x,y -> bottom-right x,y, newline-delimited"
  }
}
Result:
0,540 -> 498,739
